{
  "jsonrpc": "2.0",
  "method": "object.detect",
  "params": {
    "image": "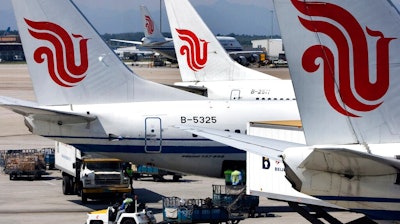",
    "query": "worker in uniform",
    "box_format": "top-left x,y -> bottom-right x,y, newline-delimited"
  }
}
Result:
115,193 -> 133,222
124,163 -> 134,195
224,169 -> 233,185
